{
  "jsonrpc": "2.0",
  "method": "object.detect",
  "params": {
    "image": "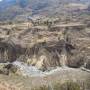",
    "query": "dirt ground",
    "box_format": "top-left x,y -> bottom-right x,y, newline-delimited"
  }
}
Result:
0,68 -> 89,90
